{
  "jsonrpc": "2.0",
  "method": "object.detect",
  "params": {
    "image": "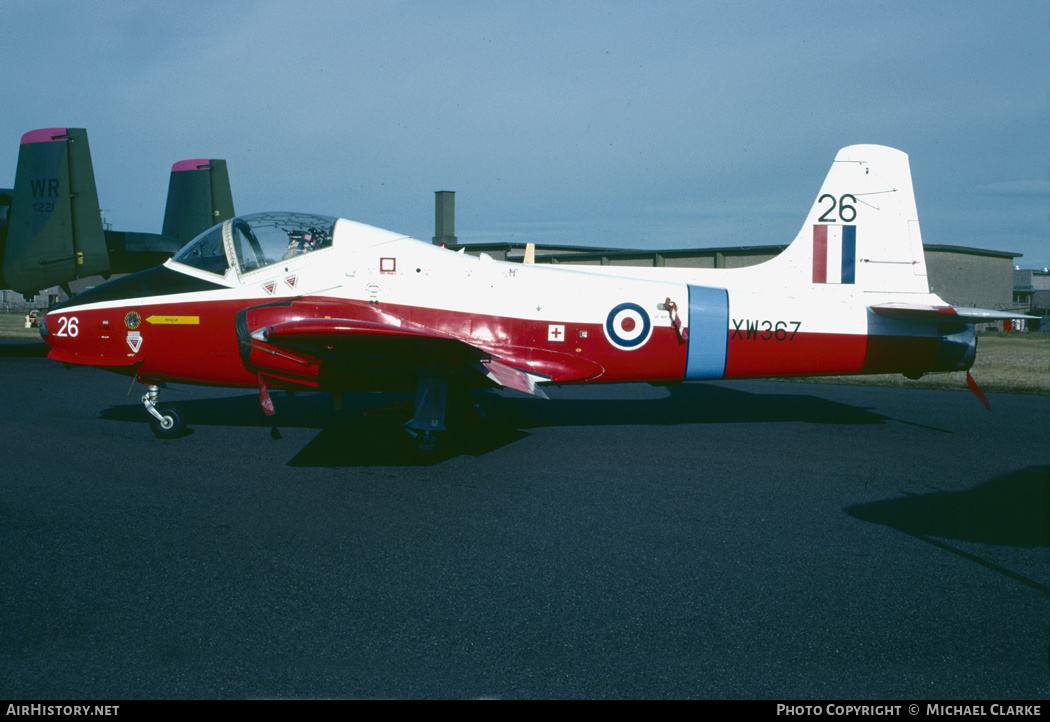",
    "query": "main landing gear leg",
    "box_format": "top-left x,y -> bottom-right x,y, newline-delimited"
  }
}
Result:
142,385 -> 187,439
404,373 -> 448,451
